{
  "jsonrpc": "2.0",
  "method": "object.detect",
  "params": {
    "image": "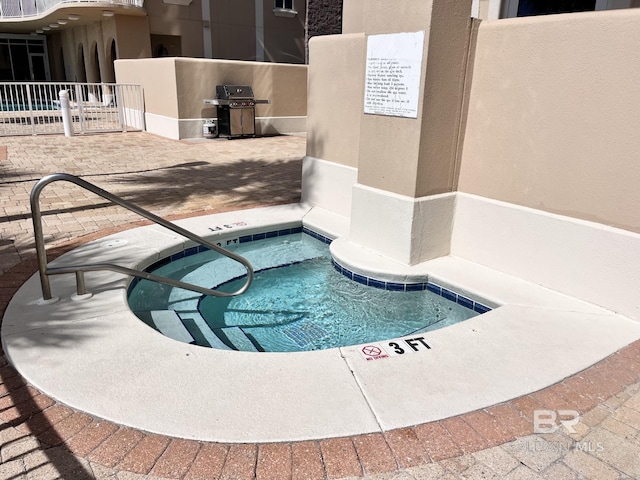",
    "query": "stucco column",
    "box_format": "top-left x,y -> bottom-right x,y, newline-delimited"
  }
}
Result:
348,0 -> 473,265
